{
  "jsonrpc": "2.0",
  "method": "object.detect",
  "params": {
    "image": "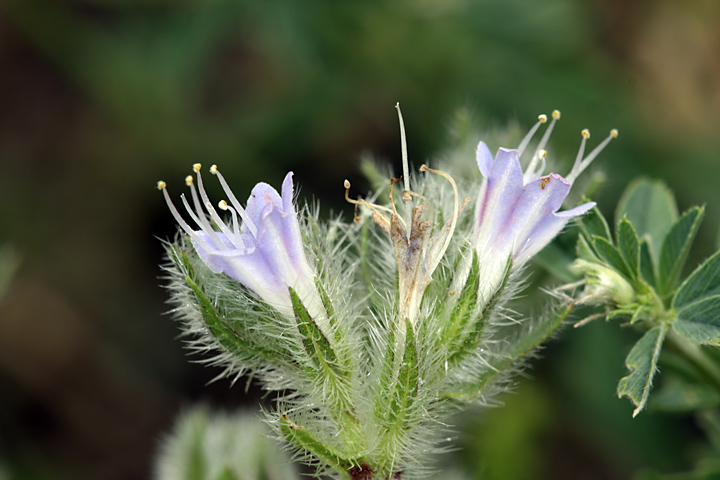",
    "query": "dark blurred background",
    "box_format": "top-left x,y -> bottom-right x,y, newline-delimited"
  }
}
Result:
1,0 -> 720,479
